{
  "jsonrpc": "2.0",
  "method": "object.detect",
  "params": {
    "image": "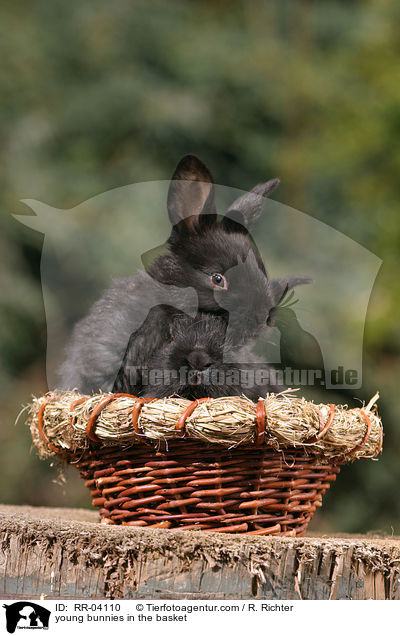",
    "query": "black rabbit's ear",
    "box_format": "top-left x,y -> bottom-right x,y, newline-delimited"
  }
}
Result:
226,179 -> 280,230
168,155 -> 217,232
269,275 -> 314,307
141,241 -> 170,272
